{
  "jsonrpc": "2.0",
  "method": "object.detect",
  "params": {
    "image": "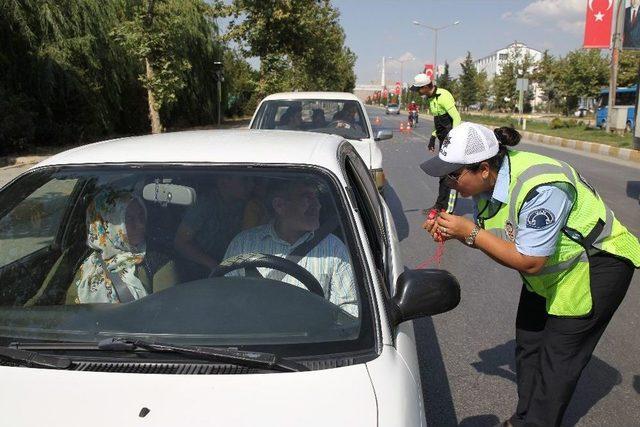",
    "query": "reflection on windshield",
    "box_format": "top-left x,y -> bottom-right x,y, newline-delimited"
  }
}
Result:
251,99 -> 369,140
0,166 -> 371,356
